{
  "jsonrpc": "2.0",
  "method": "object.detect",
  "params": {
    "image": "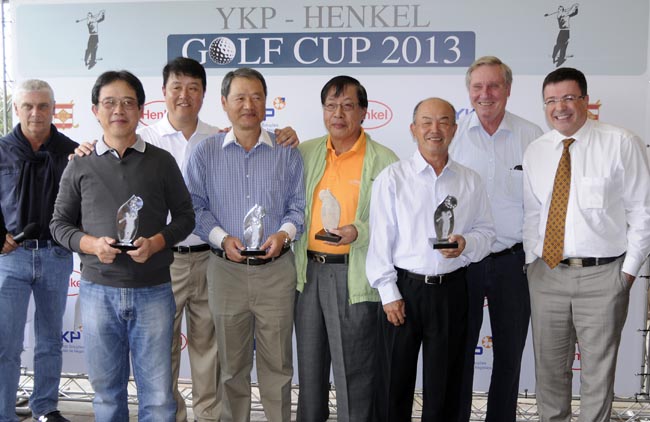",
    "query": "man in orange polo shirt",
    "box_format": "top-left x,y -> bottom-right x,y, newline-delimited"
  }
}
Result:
293,76 -> 398,422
